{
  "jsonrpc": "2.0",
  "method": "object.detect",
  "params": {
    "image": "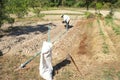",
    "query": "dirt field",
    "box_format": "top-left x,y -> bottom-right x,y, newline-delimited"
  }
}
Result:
0,9 -> 120,80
